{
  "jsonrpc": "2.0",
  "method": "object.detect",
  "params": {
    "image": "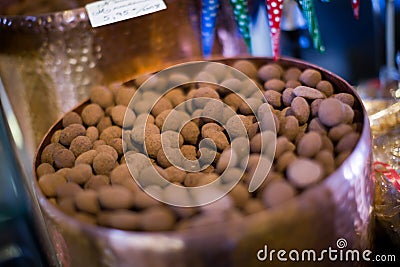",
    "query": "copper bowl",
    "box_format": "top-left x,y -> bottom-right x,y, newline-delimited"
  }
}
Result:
33,57 -> 373,267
